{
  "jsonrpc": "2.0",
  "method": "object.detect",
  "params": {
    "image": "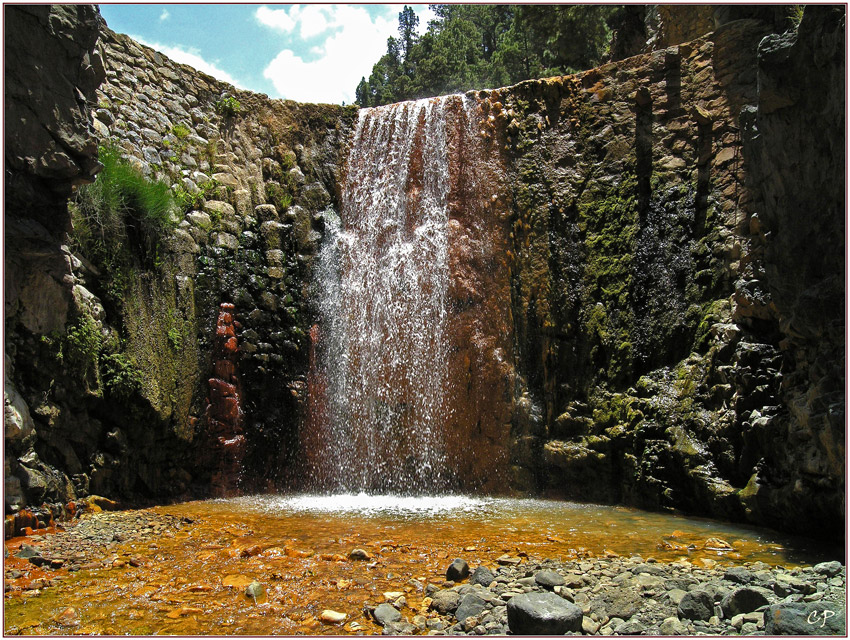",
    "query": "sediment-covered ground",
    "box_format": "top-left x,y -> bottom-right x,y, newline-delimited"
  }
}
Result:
4,508 -> 846,636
